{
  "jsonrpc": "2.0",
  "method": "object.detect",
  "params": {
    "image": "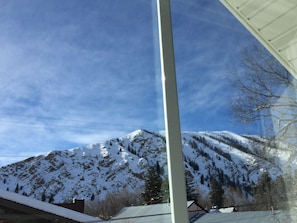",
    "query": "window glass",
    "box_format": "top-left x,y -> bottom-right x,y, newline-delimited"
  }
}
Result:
1,0 -> 297,222
0,0 -> 171,221
172,0 -> 297,221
